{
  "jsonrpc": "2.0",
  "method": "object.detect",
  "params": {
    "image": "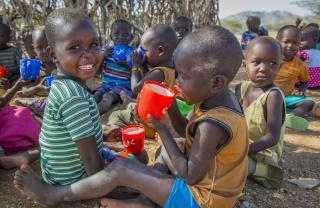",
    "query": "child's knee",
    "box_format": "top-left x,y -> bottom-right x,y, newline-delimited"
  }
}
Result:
302,100 -> 315,110
102,92 -> 119,101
